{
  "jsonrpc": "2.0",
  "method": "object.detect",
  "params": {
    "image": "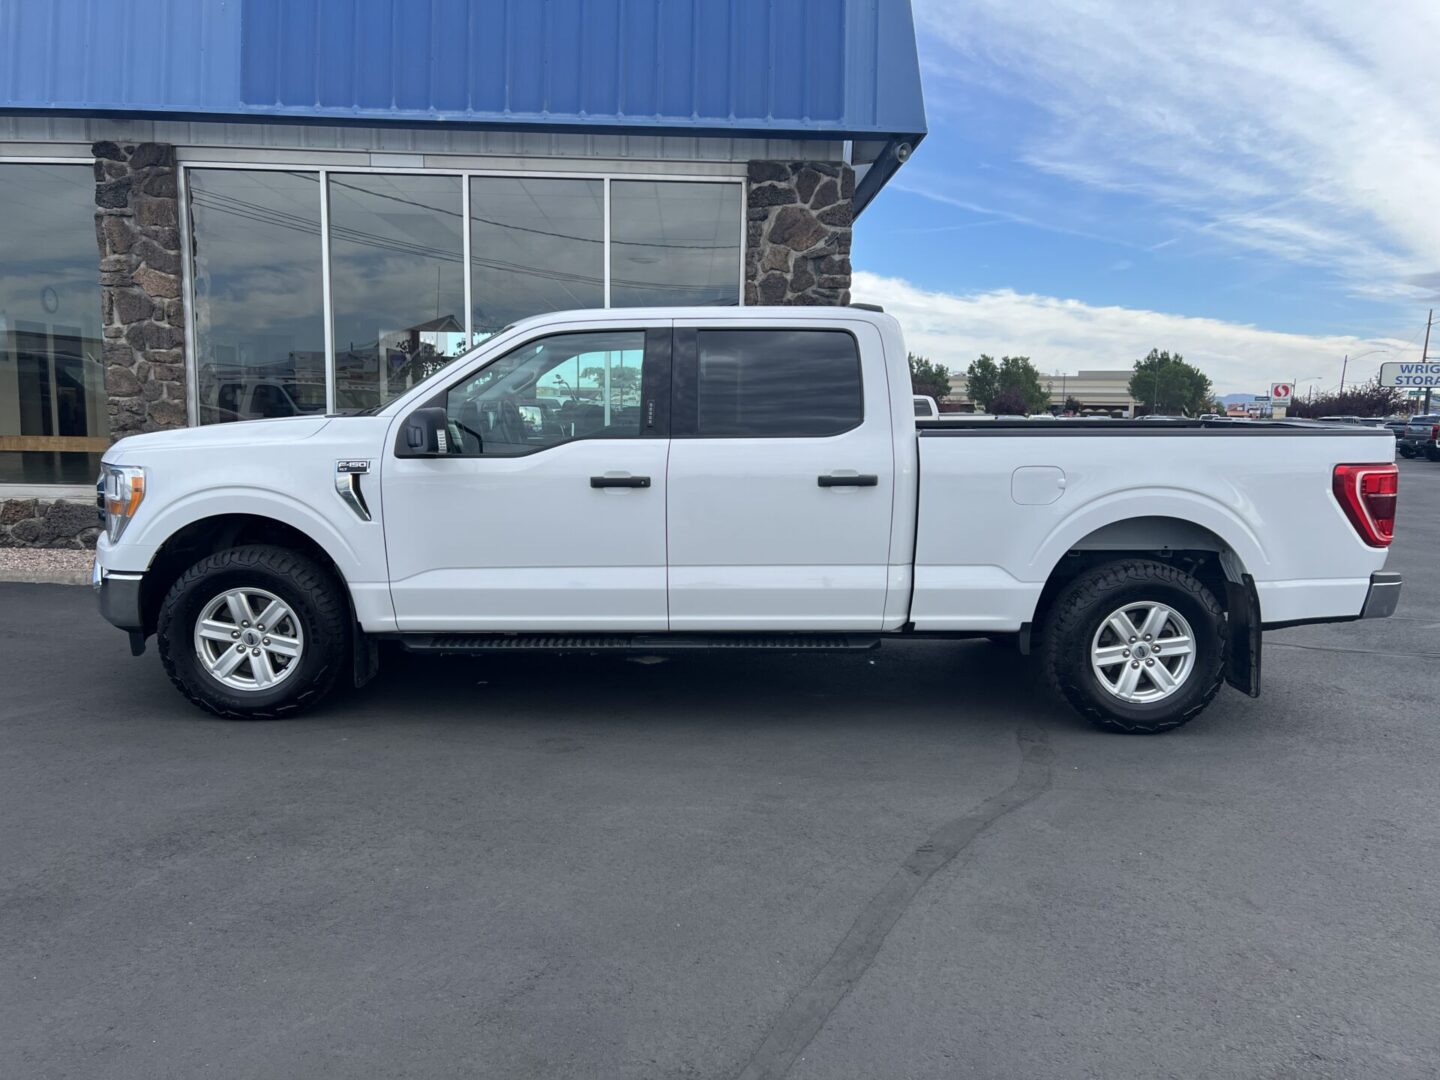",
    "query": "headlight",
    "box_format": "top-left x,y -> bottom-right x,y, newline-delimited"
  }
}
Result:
101,464 -> 146,543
